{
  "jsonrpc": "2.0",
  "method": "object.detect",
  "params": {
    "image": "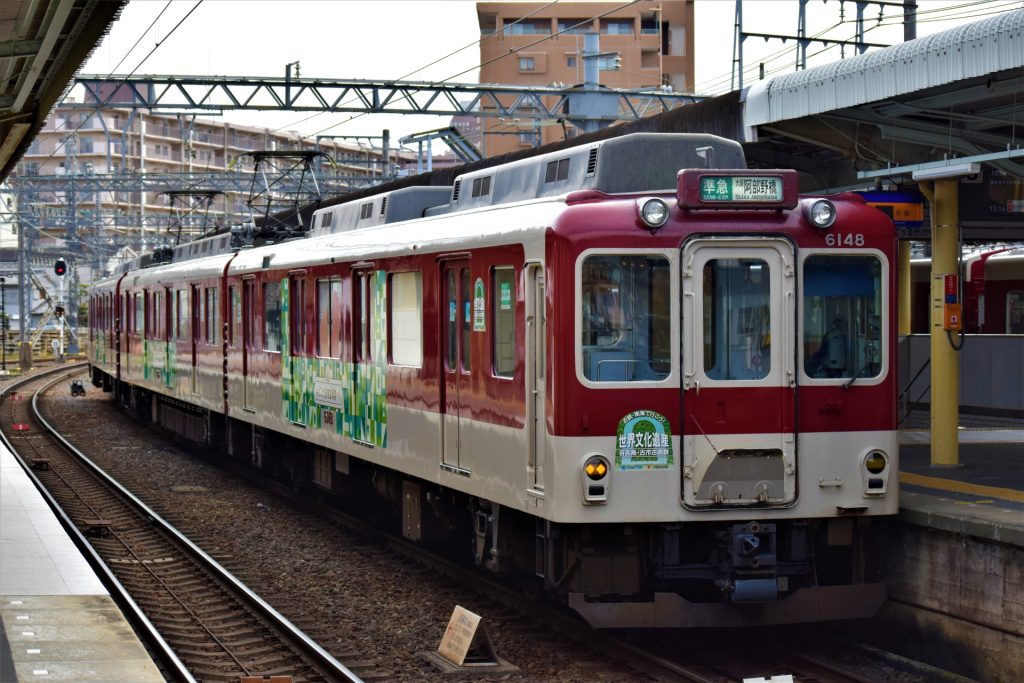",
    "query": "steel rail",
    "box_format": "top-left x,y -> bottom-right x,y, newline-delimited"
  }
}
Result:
25,367 -> 363,683
0,363 -> 196,683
